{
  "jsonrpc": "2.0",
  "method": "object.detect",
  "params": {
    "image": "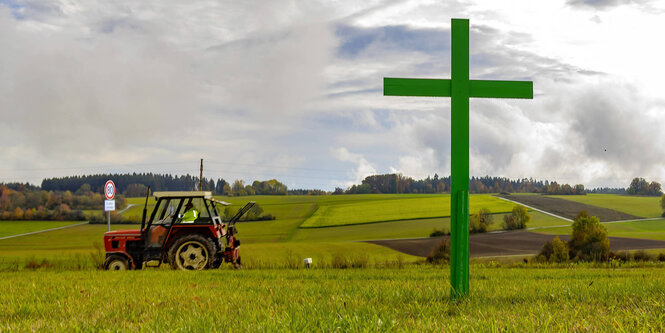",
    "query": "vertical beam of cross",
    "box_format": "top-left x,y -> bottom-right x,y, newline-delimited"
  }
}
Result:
450,19 -> 470,299
384,18 -> 533,299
